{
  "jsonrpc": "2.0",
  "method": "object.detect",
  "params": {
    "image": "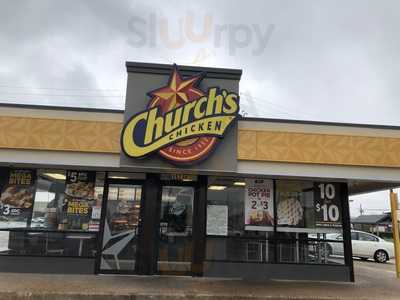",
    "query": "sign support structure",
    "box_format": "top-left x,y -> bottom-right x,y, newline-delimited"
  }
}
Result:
390,190 -> 400,278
